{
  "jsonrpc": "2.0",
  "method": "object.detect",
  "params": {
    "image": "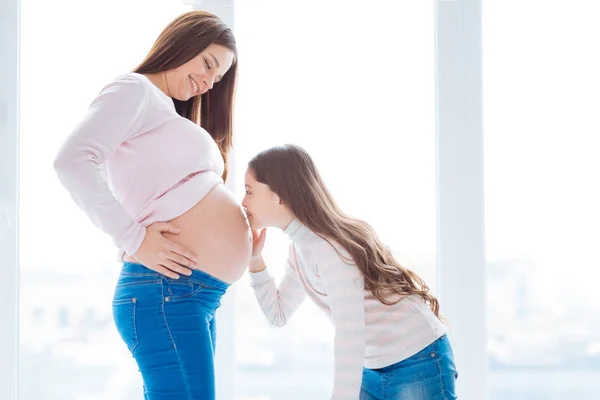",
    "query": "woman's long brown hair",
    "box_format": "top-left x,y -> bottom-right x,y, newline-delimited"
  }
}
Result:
249,144 -> 442,319
134,11 -> 237,180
